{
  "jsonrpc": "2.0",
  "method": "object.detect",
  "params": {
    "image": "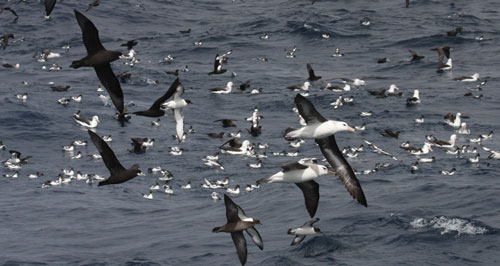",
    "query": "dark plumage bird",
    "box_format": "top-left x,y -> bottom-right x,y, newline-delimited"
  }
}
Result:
431,45 -> 451,69
0,7 -> 18,19
377,57 -> 388,63
70,10 -> 127,120
208,132 -> 225,138
409,50 -> 424,61
368,89 -> 386,97
86,0 -> 100,11
239,80 -> 251,91
179,28 -> 191,34
44,0 -> 56,17
88,130 -> 141,186
129,138 -> 147,154
51,85 -> 70,92
1,34 -> 14,50
208,53 -> 227,75
212,194 -> 263,266
447,27 -> 462,36
306,64 -> 321,81
133,78 -> 181,117
215,119 -> 237,128
381,129 -> 400,138
247,124 -> 262,137
220,137 -> 246,151
294,94 -> 367,207
120,40 -> 138,50
166,69 -> 179,76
